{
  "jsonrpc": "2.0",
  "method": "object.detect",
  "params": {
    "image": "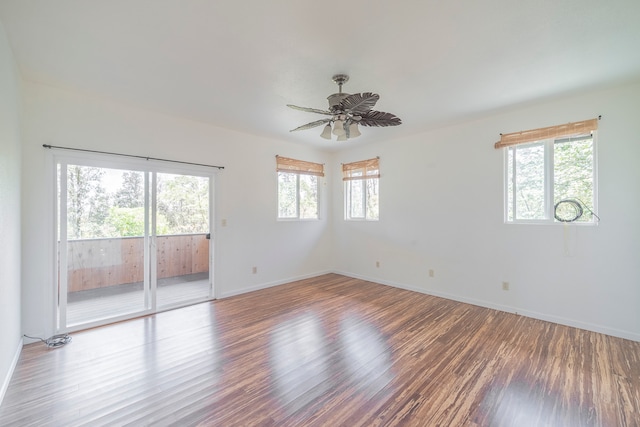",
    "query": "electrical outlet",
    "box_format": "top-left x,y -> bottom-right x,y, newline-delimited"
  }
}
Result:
376,261 -> 380,268
252,266 -> 257,274
502,281 -> 509,291
428,269 -> 435,278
